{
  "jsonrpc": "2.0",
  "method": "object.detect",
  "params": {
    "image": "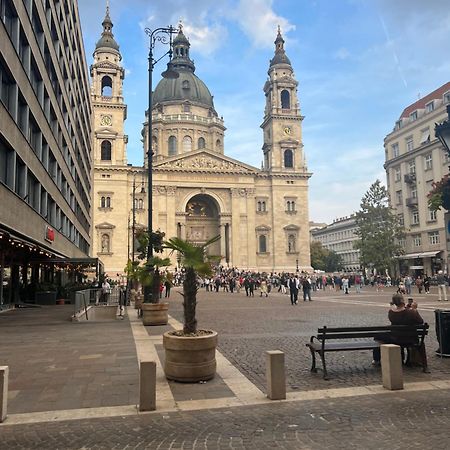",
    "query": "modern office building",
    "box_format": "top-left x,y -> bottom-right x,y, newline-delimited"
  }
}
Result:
310,215 -> 361,272
91,14 -> 312,276
384,82 -> 450,275
0,0 -> 92,304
